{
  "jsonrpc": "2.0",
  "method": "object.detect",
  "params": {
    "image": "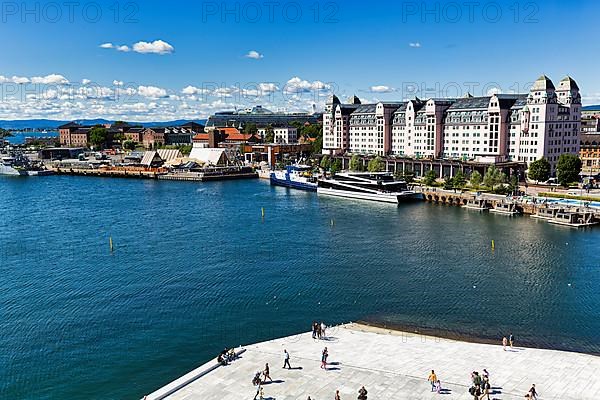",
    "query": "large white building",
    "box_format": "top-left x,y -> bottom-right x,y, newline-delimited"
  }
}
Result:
322,76 -> 581,173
